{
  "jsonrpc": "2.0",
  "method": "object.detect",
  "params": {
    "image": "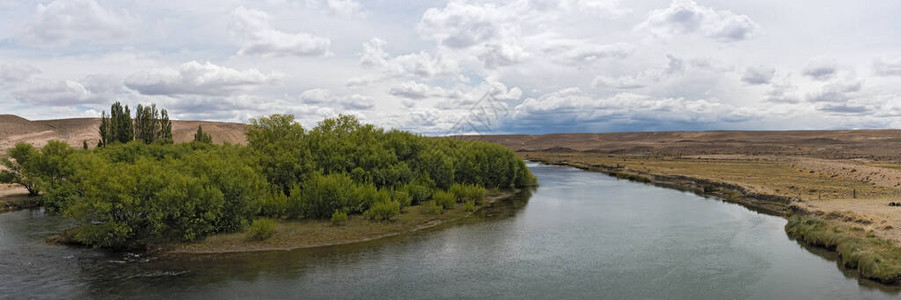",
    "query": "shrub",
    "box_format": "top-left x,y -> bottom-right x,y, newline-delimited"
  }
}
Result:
248,218 -> 276,241
403,184 -> 432,205
331,210 -> 348,225
364,200 -> 400,221
433,191 -> 455,210
449,183 -> 486,204
299,173 -> 355,219
260,188 -> 288,217
463,200 -> 476,212
393,190 -> 412,211
348,183 -> 383,214
423,201 -> 443,215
